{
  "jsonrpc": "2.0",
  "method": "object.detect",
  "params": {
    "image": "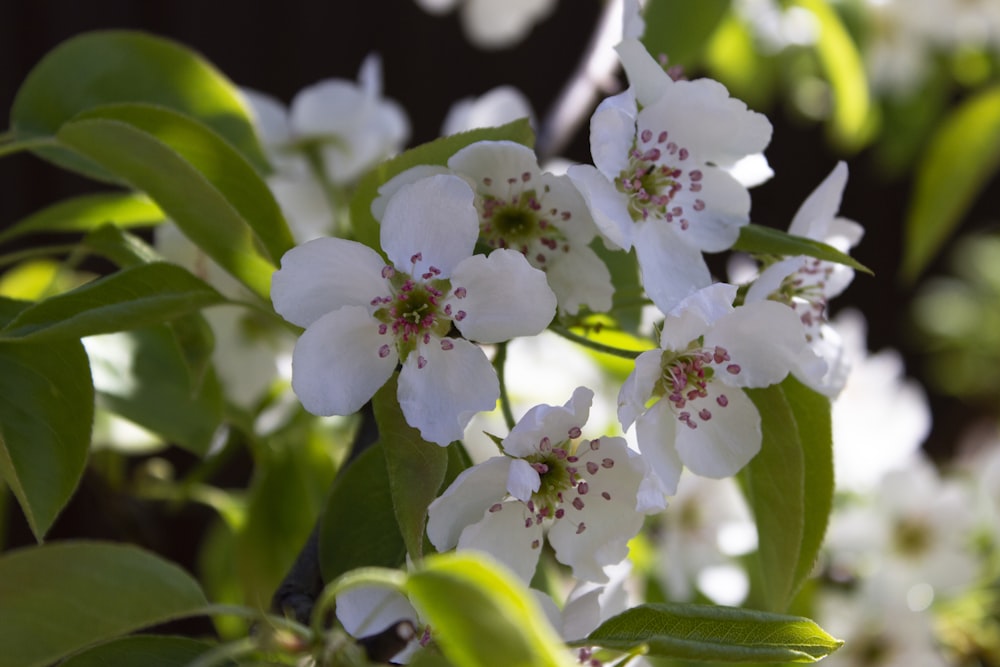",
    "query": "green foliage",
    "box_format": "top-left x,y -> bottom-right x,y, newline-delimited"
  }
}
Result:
405,553 -> 576,667
641,0 -> 731,69
734,224 -> 872,275
742,378 -> 834,612
0,192 -> 163,245
0,262 -> 226,343
8,29 -> 268,179
902,84 -> 1000,281
585,602 -> 843,662
0,298 -> 93,540
59,636 -> 216,667
0,541 -> 210,667
348,119 -> 535,252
